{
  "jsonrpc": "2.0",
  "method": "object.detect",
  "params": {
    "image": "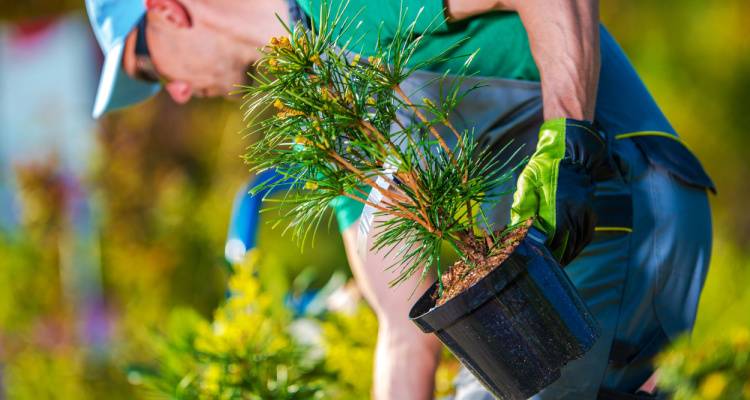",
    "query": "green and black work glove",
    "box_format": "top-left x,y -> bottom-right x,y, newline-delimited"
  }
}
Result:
510,118 -> 611,266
